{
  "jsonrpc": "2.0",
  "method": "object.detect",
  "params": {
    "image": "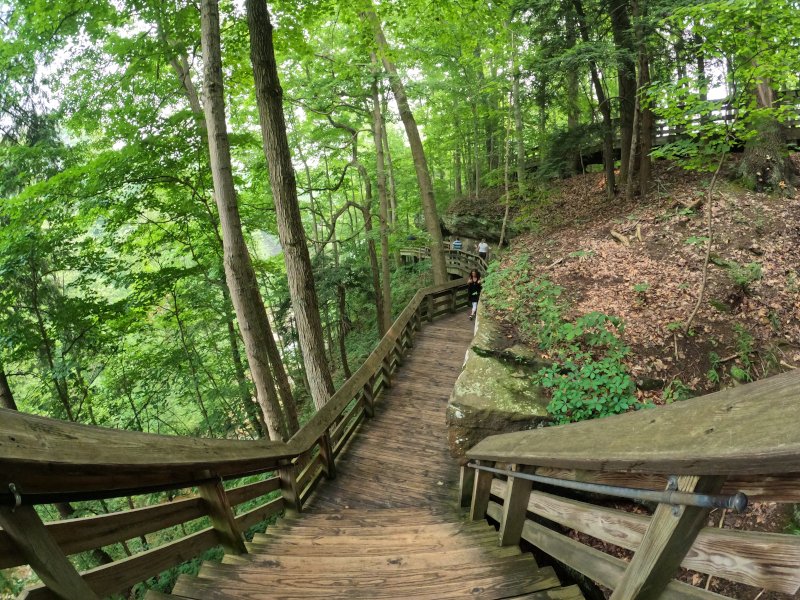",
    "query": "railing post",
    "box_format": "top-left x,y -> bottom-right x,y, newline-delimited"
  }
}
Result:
198,477 -> 247,555
278,459 -> 302,515
498,464 -> 533,546
318,431 -> 337,480
427,295 -> 434,322
363,376 -> 375,417
459,463 -> 475,508
470,461 -> 494,521
609,475 -> 726,600
0,505 -> 100,600
381,357 -> 393,388
450,289 -> 457,313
